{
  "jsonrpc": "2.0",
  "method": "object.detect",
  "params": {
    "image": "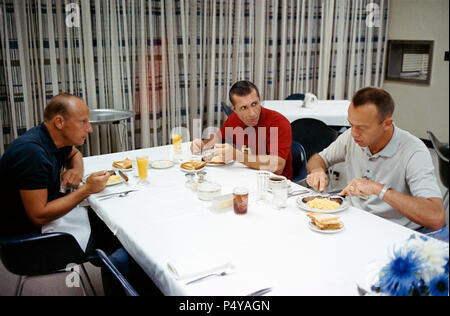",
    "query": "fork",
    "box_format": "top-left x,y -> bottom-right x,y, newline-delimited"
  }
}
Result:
98,191 -> 134,201
185,269 -> 231,285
